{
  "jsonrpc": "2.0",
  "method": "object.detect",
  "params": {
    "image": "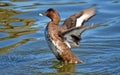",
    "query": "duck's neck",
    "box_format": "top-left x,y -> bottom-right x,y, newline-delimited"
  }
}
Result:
50,15 -> 60,25
51,19 -> 59,25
